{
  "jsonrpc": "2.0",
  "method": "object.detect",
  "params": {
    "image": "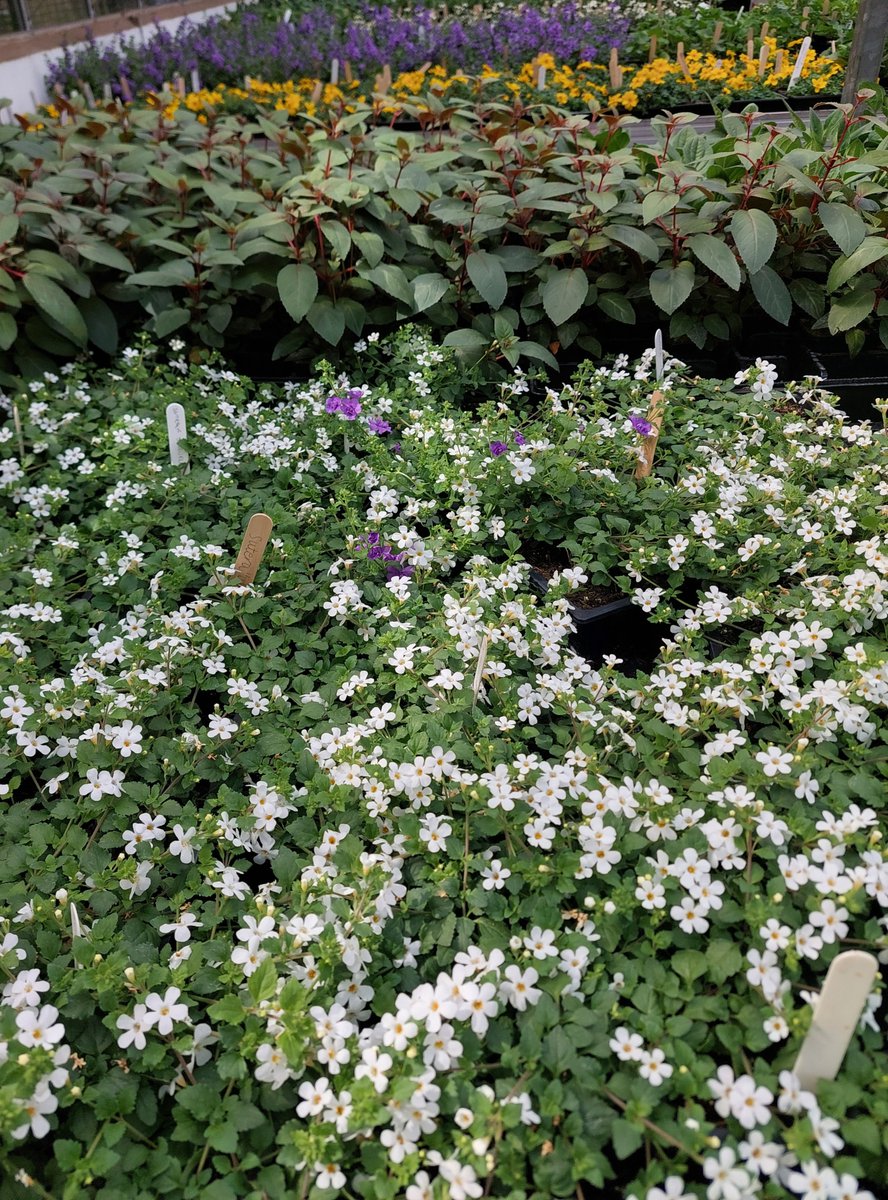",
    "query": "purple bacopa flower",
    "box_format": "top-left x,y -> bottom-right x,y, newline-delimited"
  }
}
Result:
391,442 -> 402,457
327,394 -> 362,419
340,398 -> 362,420
513,431 -> 527,446
367,417 -> 392,435
629,415 -> 653,437
489,441 -> 508,457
